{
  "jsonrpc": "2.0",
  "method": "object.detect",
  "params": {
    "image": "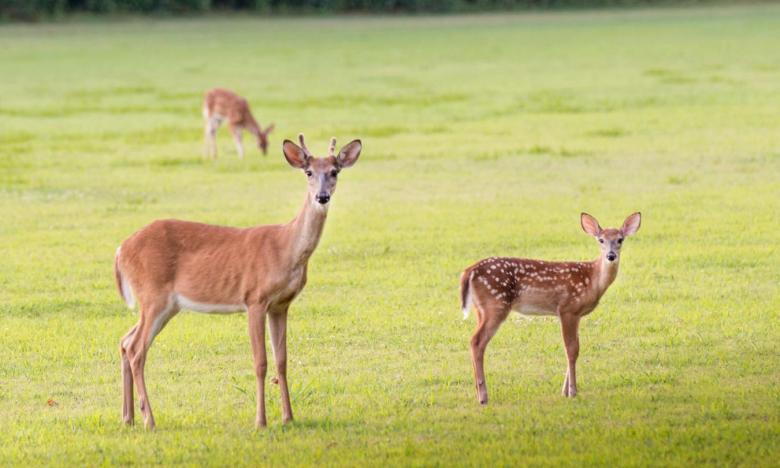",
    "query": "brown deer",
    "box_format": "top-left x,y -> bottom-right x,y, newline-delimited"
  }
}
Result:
115,134 -> 362,429
460,212 -> 641,404
203,88 -> 274,159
